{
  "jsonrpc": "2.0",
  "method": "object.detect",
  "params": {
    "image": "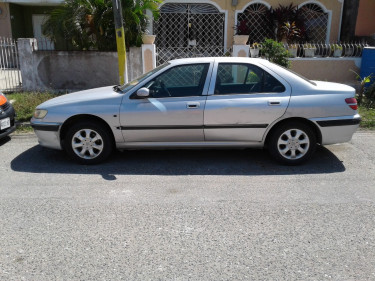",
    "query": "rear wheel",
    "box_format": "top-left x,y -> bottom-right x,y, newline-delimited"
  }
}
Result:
268,122 -> 317,165
64,121 -> 113,164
